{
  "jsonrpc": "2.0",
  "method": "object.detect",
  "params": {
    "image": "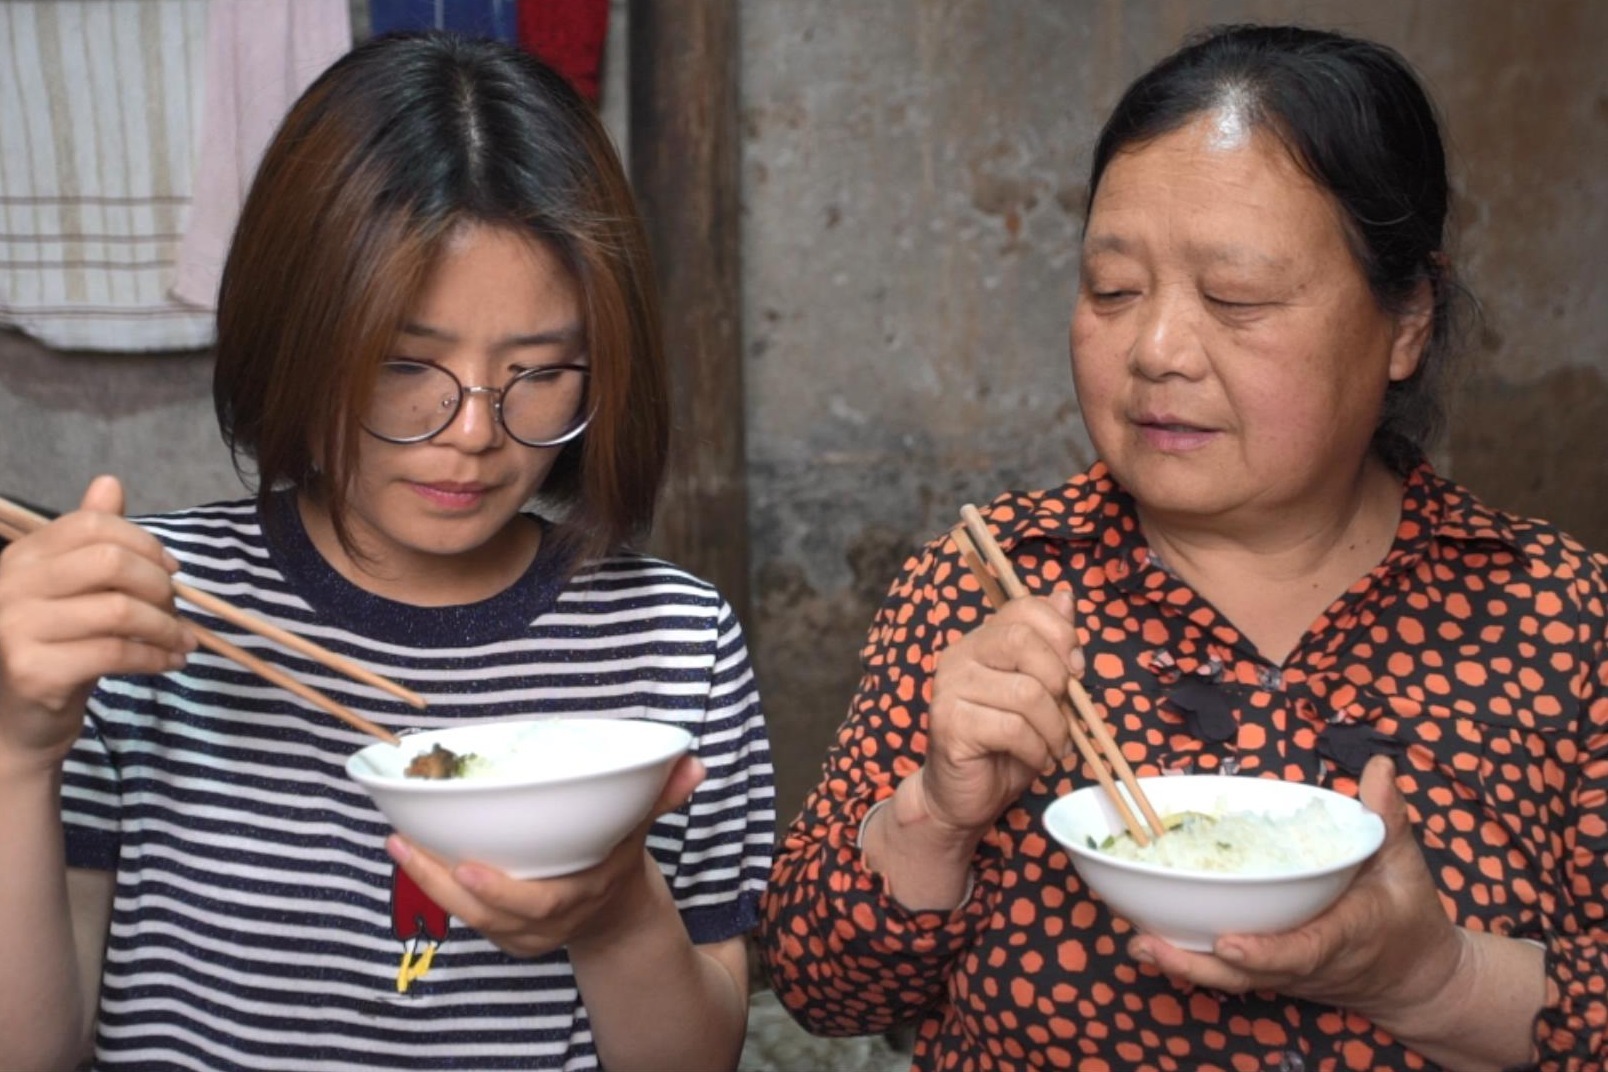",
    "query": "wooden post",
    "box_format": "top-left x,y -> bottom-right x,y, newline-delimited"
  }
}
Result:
627,0 -> 750,623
